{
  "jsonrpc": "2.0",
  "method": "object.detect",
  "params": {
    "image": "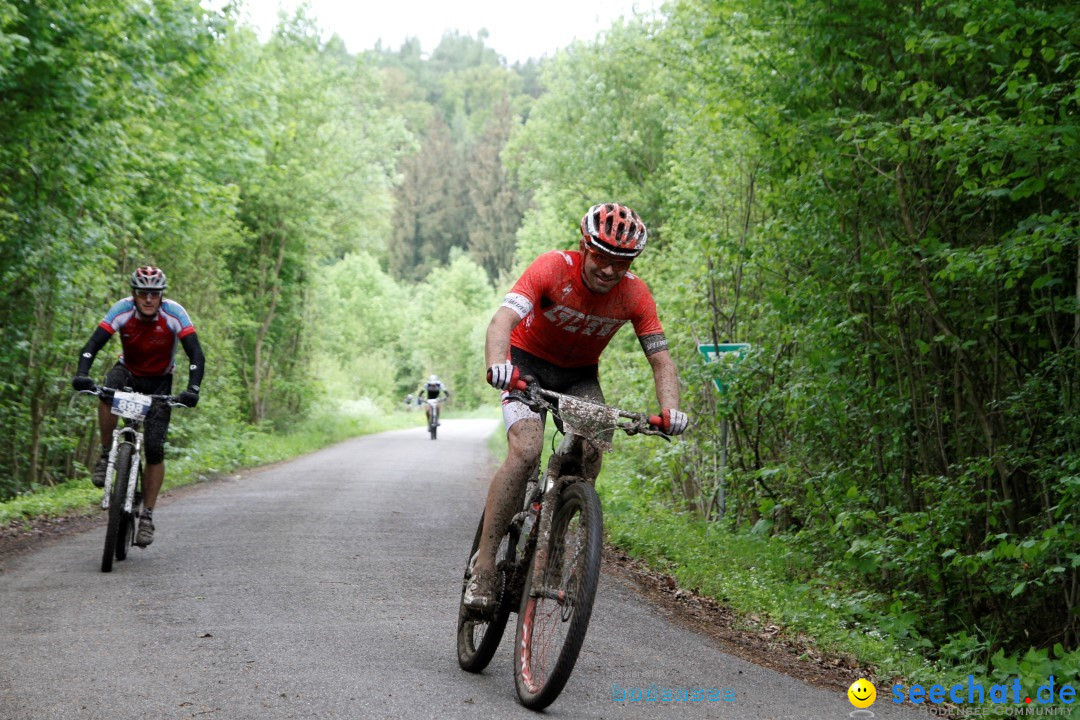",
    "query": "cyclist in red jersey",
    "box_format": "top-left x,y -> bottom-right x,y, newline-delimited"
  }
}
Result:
464,203 -> 688,610
72,266 -> 205,547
